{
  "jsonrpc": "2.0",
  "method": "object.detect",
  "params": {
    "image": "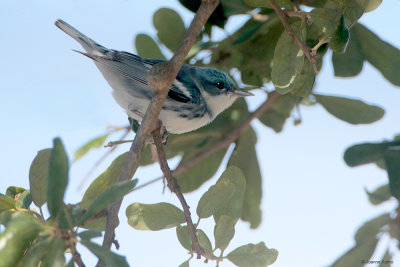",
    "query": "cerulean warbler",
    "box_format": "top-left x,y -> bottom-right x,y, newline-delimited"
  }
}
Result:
55,19 -> 253,134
